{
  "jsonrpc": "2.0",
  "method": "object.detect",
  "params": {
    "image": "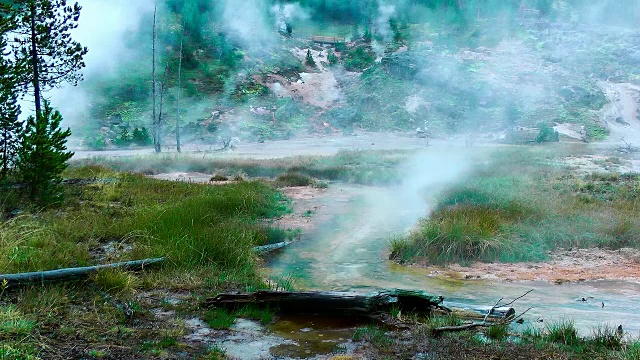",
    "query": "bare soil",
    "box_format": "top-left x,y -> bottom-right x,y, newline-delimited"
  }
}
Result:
445,248 -> 640,283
